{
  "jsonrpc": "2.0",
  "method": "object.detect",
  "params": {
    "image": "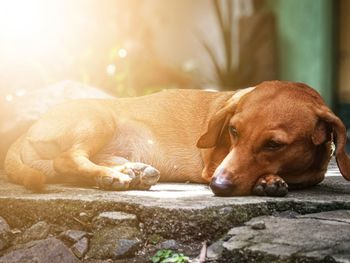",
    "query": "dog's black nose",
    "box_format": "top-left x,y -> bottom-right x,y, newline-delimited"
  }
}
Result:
210,176 -> 234,196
